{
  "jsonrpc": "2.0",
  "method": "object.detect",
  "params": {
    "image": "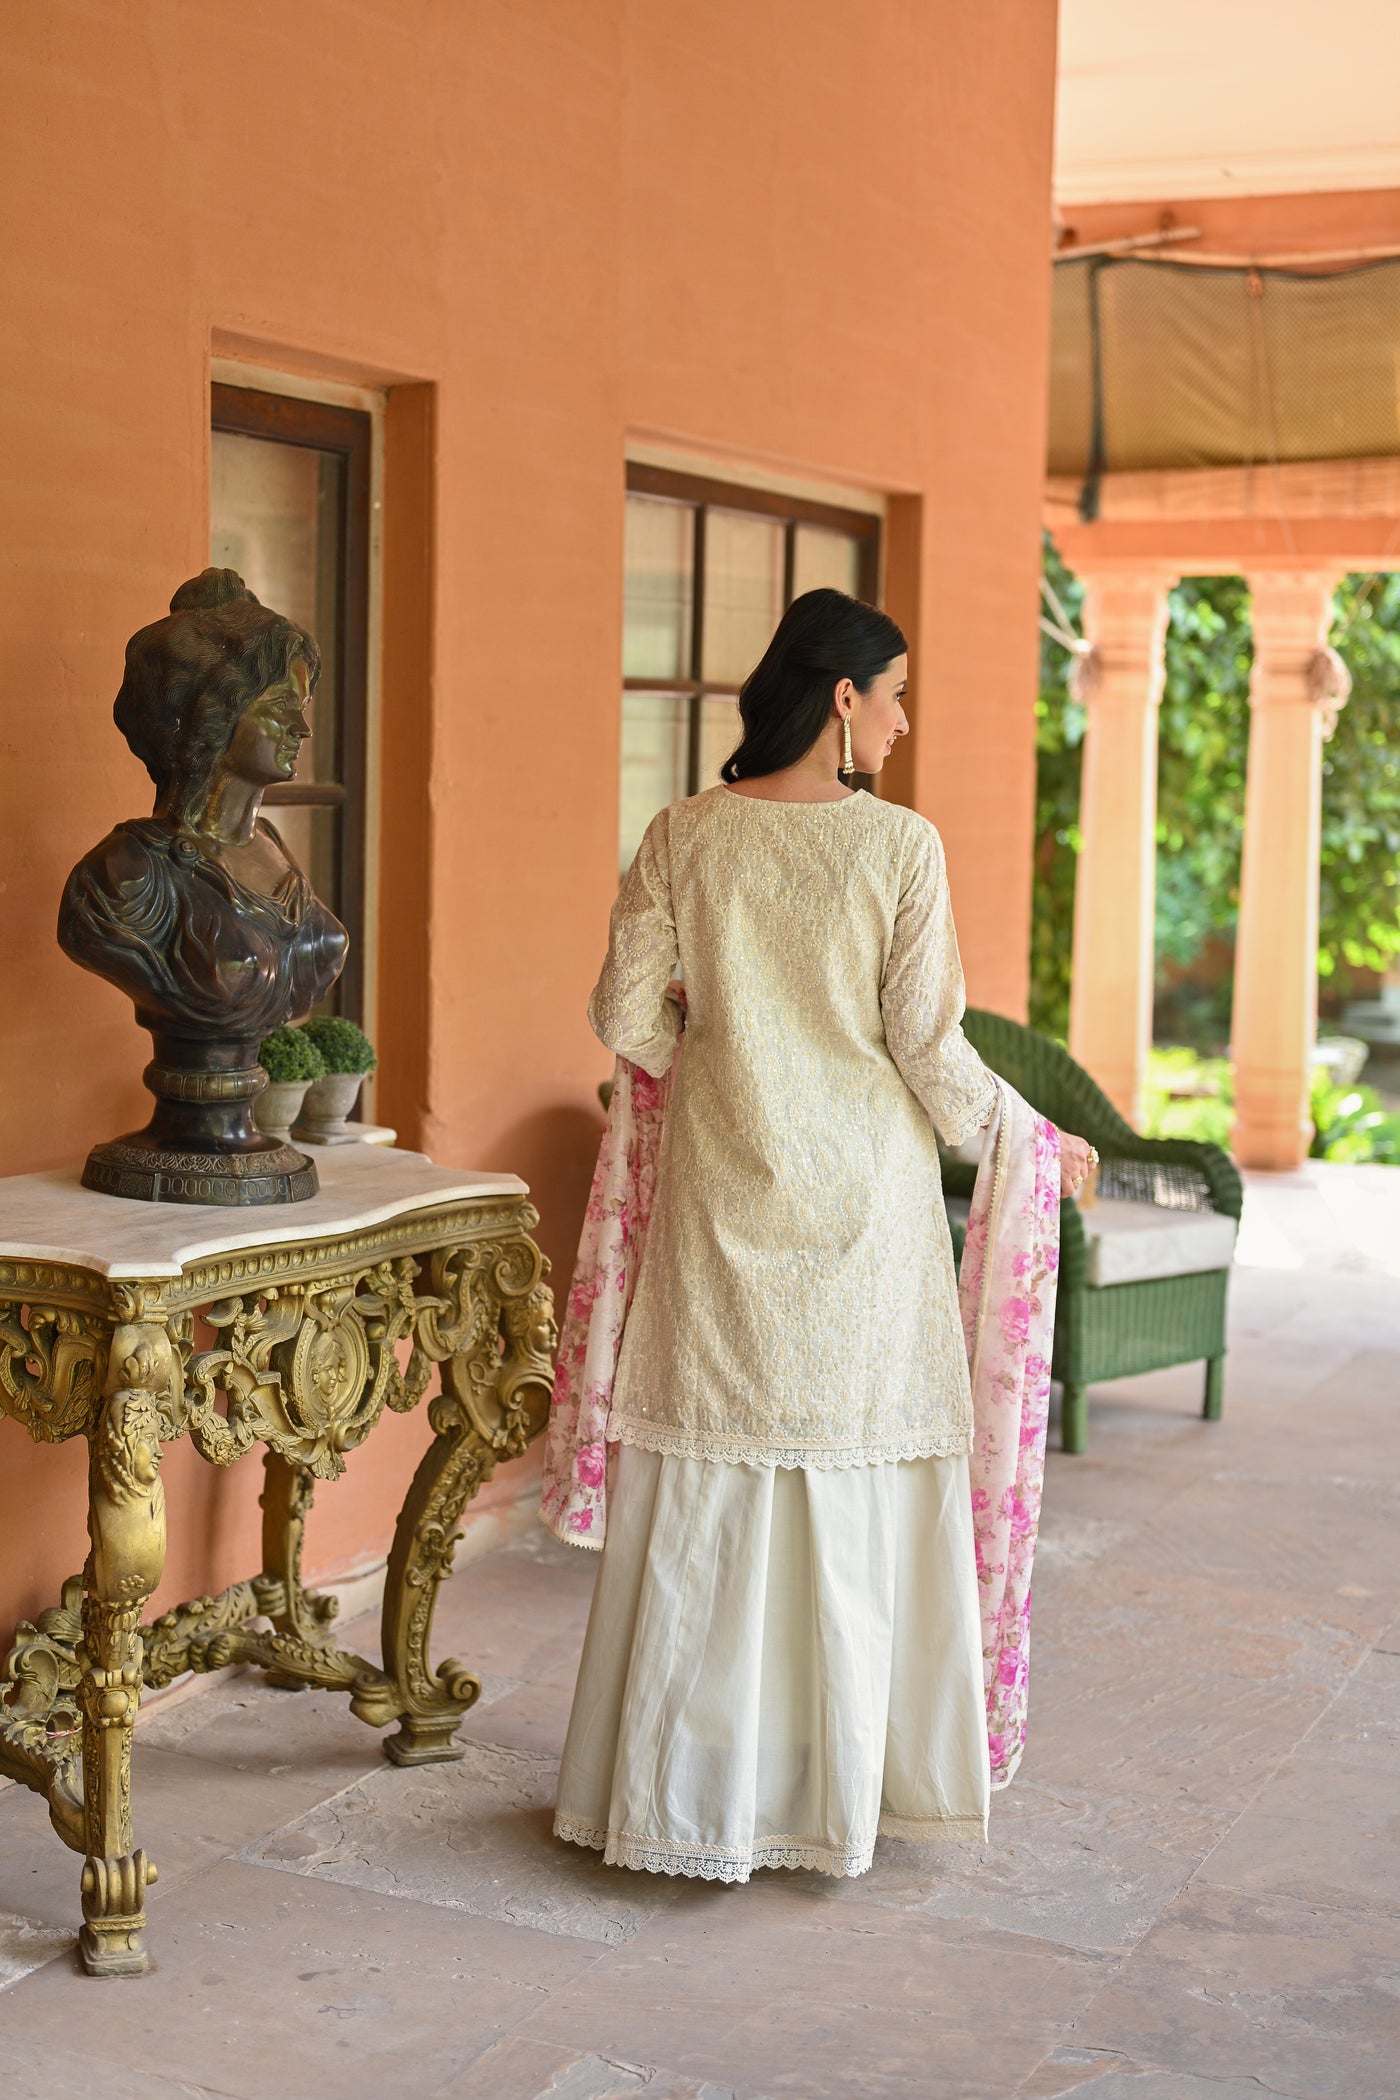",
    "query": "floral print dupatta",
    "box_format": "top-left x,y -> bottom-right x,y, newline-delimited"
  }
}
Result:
539,1057 -> 674,1549
957,1081 -> 1061,1788
541,1057 -> 1059,1790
